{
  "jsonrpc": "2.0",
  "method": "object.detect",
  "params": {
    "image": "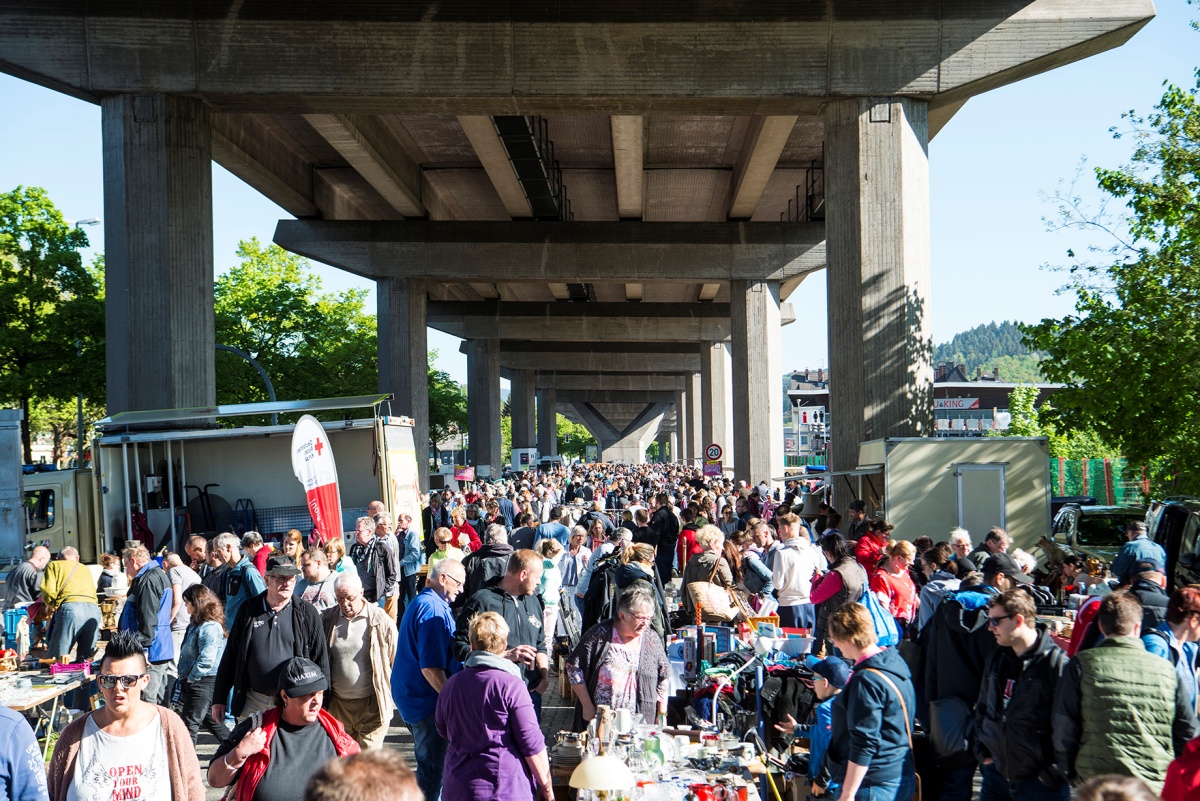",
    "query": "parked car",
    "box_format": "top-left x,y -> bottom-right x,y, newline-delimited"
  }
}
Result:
1149,497 -> 1200,591
1050,503 -> 1147,565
